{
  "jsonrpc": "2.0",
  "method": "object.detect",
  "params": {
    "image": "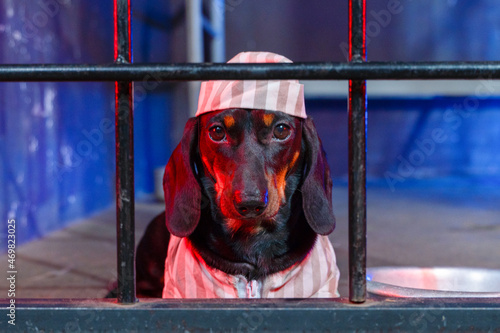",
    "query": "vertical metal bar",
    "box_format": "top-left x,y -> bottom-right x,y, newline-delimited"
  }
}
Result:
114,0 -> 136,304
186,0 -> 204,62
210,0 -> 226,62
348,0 -> 367,303
186,0 -> 204,116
